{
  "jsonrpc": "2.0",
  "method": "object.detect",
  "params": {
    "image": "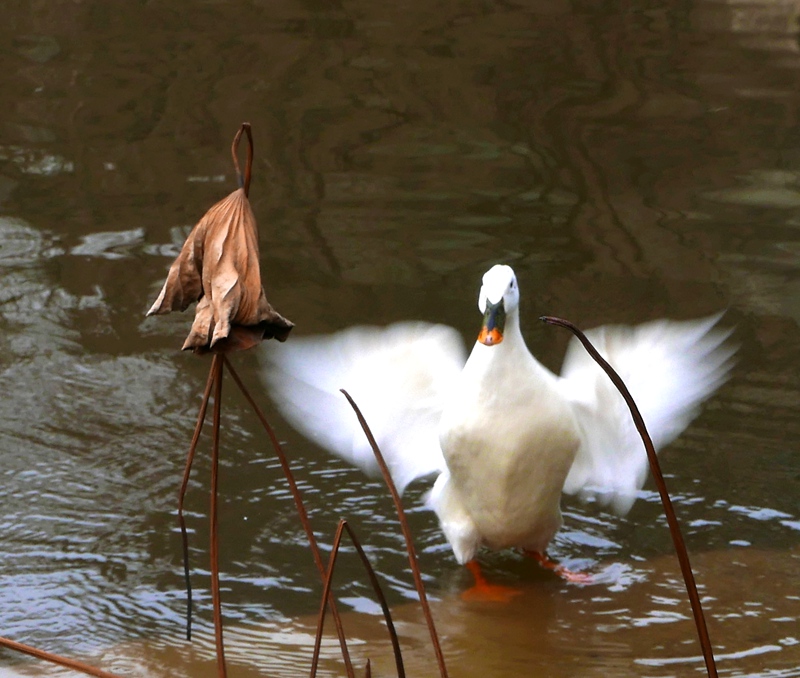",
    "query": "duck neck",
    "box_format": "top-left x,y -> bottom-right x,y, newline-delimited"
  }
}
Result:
501,308 -> 523,348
